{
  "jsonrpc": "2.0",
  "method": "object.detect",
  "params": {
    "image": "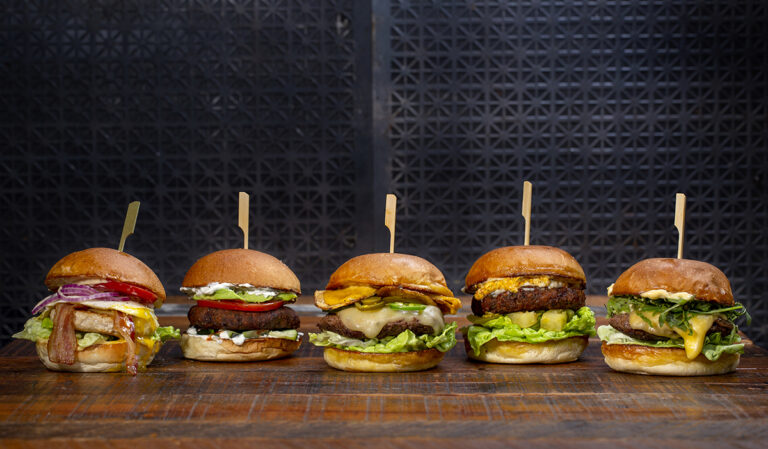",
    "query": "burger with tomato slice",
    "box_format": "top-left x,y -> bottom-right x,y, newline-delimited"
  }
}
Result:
179,249 -> 302,361
309,253 -> 461,372
13,248 -> 179,375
